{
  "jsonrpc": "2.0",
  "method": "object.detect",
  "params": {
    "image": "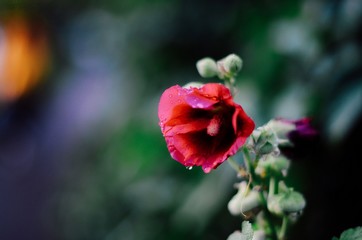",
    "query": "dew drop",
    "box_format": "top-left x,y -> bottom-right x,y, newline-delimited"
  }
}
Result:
186,166 -> 193,170
168,94 -> 173,98
196,103 -> 204,108
203,167 -> 211,173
